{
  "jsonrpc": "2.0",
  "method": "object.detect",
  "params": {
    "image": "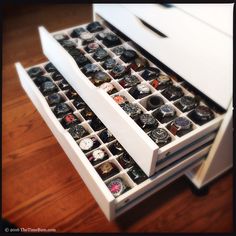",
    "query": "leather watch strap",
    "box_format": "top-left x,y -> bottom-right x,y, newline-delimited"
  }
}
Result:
170,124 -> 178,136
